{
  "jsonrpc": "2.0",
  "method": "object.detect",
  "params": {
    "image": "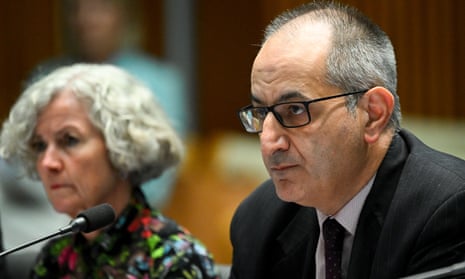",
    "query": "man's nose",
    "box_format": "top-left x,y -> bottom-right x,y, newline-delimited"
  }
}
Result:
260,113 -> 289,153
